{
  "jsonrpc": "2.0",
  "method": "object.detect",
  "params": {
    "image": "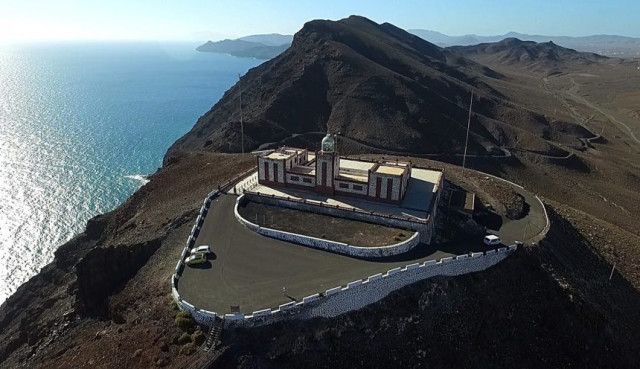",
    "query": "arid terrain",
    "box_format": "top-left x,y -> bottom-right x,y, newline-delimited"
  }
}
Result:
1,15 -> 639,369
